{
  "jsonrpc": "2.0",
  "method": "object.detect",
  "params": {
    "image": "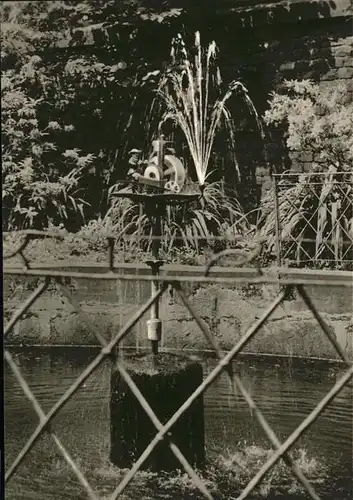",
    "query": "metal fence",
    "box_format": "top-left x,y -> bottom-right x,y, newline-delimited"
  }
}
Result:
272,171 -> 353,269
3,230 -> 353,500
